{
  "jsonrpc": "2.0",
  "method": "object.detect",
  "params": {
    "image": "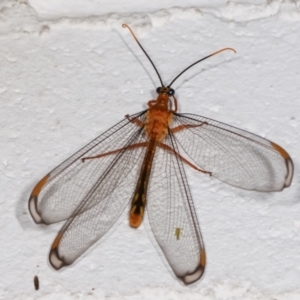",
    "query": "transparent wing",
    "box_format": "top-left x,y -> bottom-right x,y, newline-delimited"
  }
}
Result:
147,130 -> 205,285
171,113 -> 293,191
49,130 -> 148,269
28,111 -> 147,224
